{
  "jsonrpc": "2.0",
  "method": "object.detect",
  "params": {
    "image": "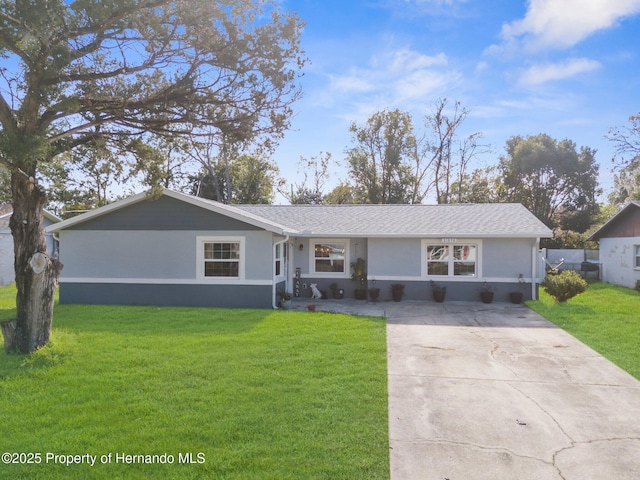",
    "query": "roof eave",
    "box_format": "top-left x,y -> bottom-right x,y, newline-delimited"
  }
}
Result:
588,202 -> 640,241
291,232 -> 553,238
